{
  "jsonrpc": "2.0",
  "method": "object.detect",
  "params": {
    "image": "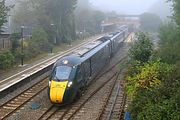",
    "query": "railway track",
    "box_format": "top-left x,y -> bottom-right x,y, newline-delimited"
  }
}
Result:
96,72 -> 126,120
37,56 -> 127,120
0,35 -> 105,119
0,78 -> 48,120
38,73 -> 118,120
0,33 -> 132,120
